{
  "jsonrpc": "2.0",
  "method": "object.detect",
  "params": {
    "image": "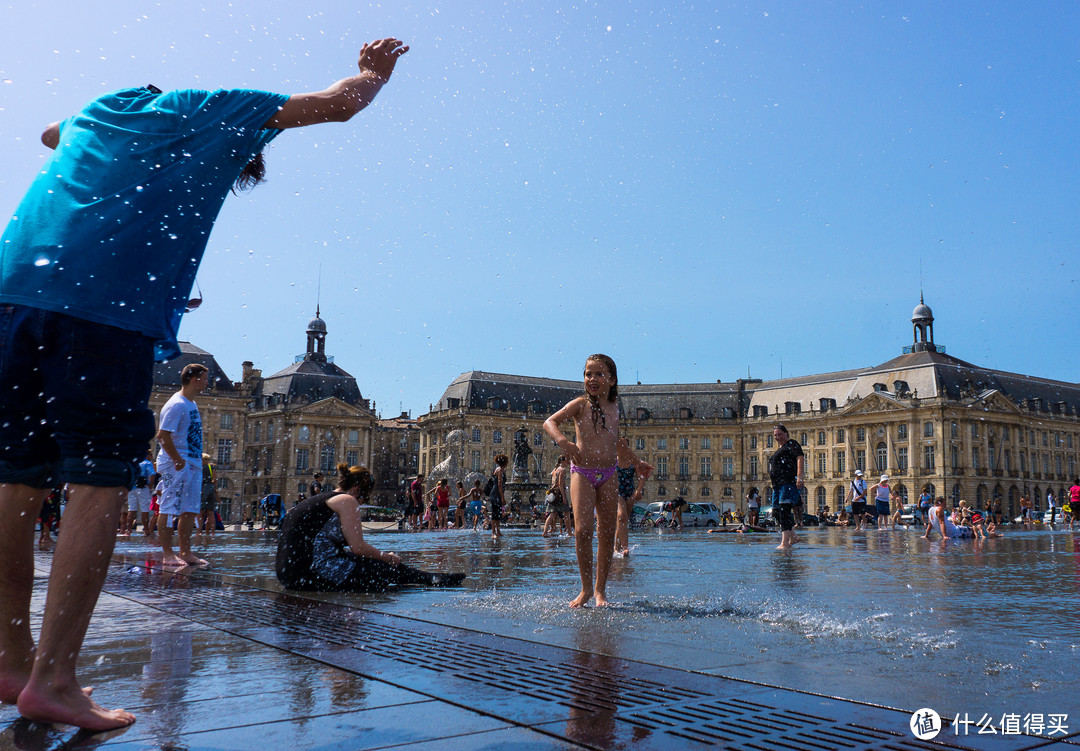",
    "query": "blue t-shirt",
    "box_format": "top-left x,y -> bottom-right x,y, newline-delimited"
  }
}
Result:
0,86 -> 289,360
